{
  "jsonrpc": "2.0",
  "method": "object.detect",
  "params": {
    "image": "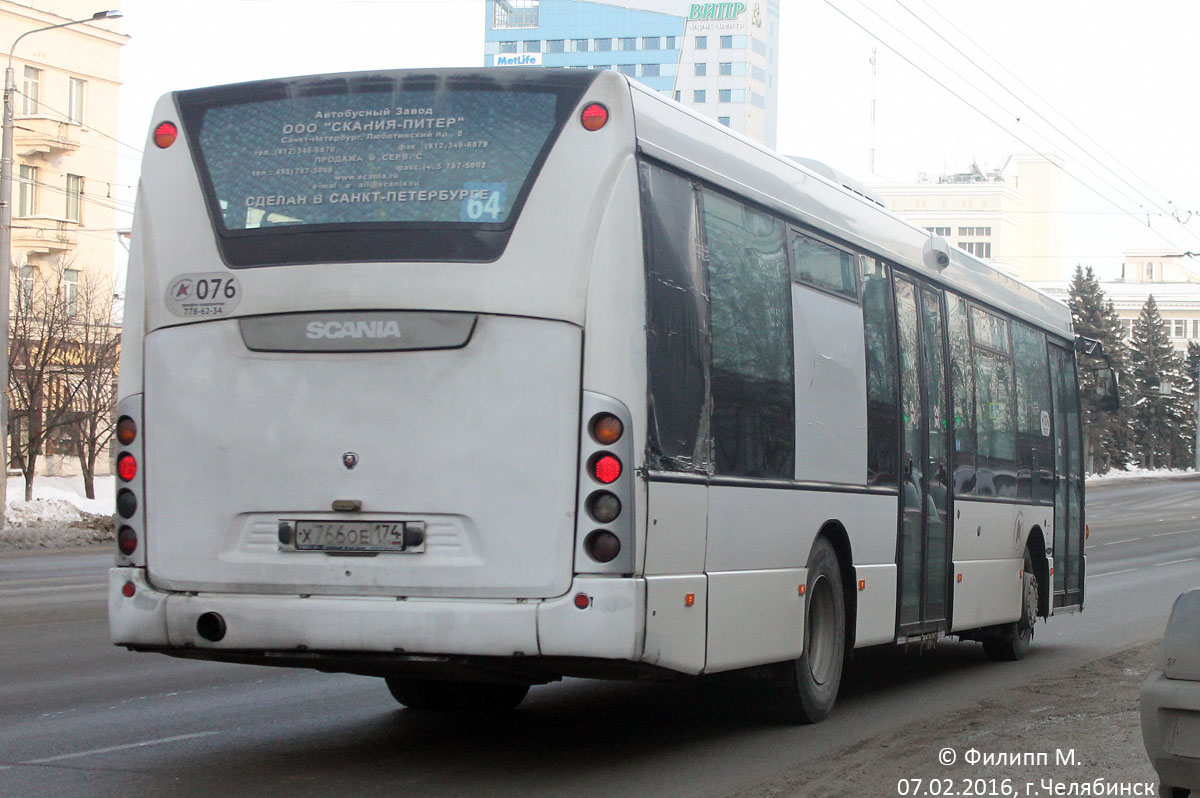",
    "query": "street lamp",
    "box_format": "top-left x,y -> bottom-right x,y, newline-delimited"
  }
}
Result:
0,10 -> 121,526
